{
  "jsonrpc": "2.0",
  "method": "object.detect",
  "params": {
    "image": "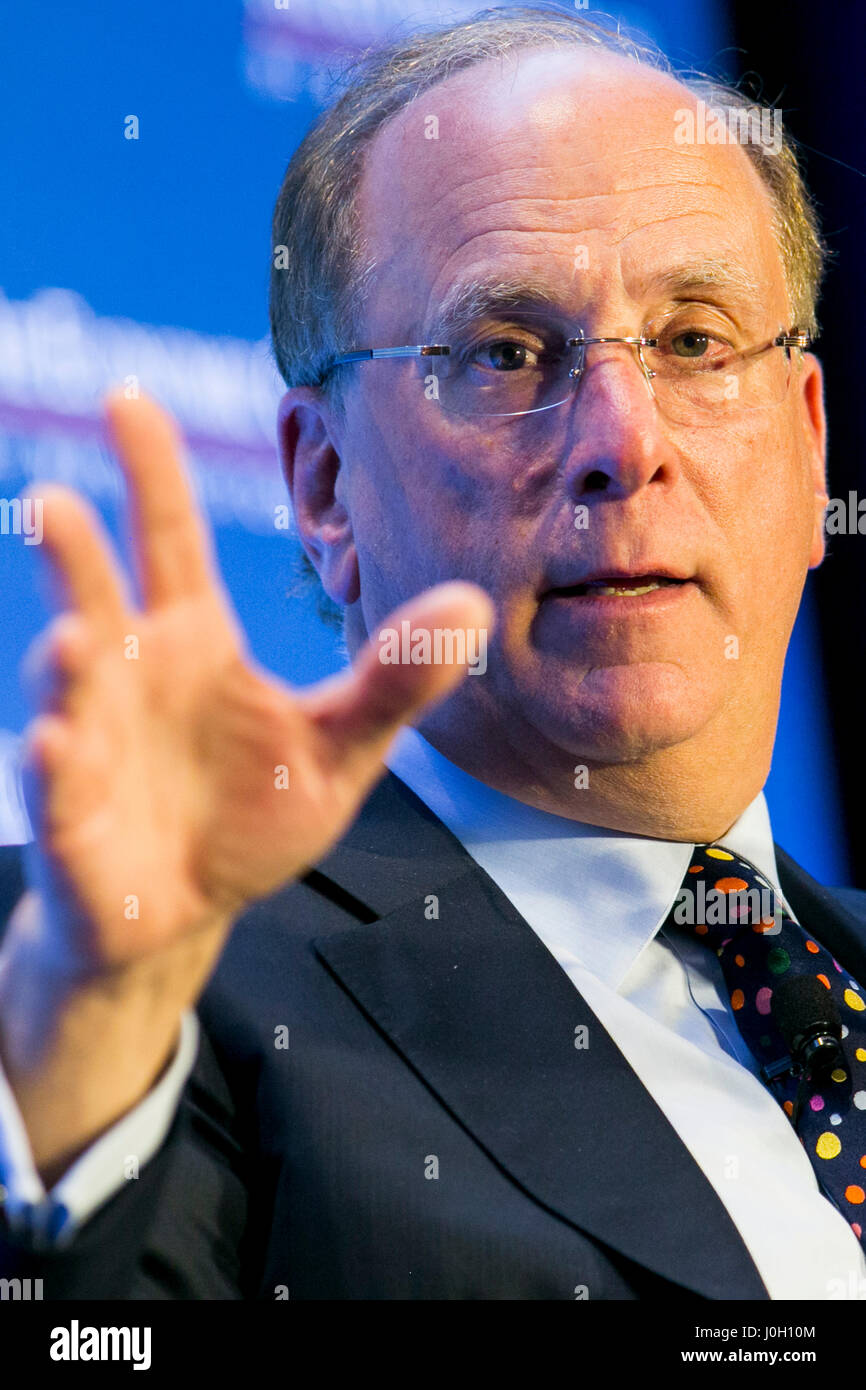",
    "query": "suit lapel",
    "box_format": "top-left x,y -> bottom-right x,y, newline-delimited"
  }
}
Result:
311,773 -> 769,1300
776,846 -> 866,981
